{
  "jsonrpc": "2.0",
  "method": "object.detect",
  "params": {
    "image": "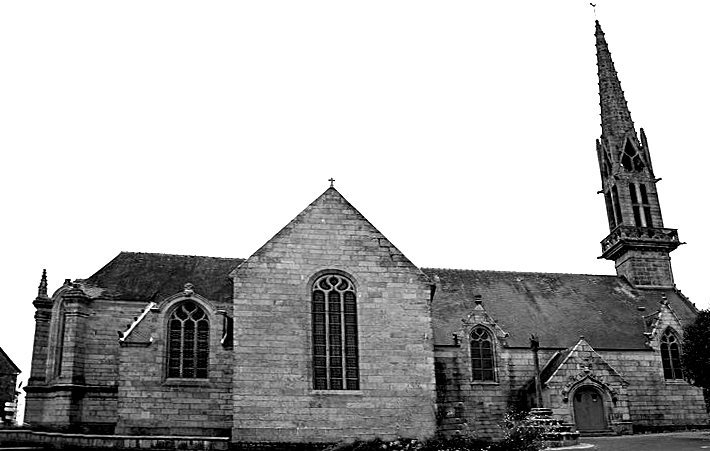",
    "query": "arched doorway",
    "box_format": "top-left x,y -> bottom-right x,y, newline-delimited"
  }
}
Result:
573,386 -> 607,432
